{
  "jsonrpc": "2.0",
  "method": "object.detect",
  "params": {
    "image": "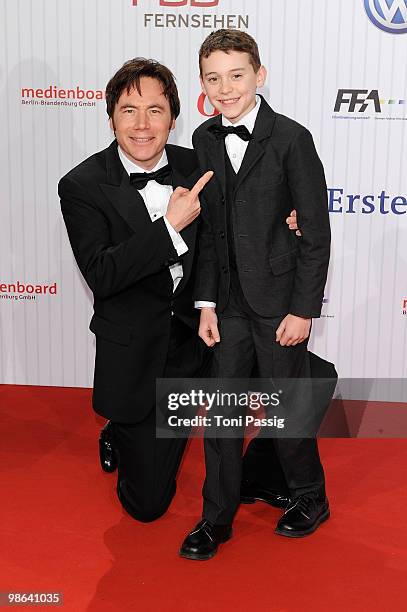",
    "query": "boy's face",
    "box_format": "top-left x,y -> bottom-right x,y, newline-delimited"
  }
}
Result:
110,76 -> 175,171
200,50 -> 266,124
